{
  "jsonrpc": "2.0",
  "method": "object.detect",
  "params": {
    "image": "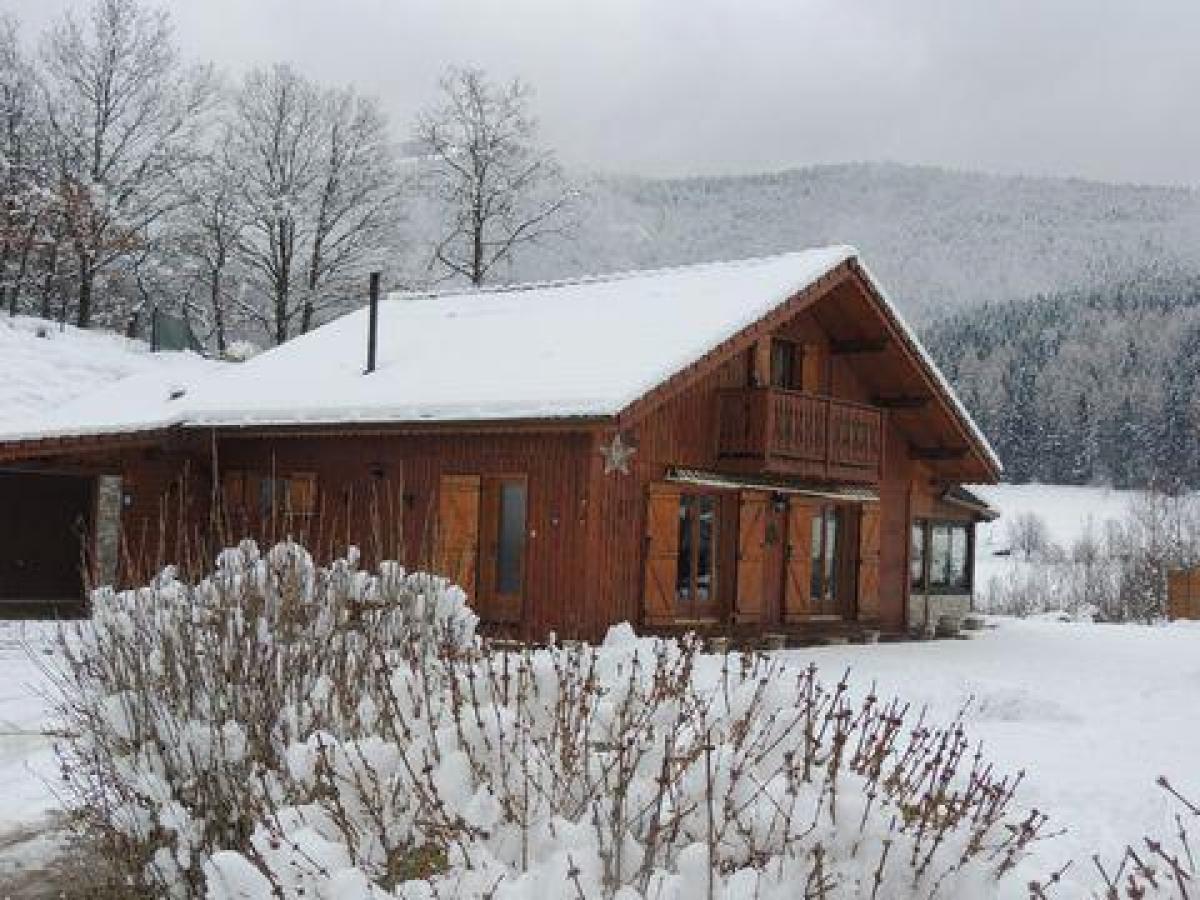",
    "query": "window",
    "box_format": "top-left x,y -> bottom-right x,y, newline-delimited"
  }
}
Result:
810,505 -> 840,604
770,339 -> 802,390
259,477 -> 290,522
495,480 -> 526,595
222,470 -> 318,534
676,493 -> 718,608
910,521 -> 926,589
911,519 -> 973,593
